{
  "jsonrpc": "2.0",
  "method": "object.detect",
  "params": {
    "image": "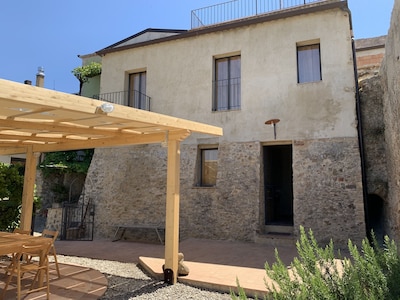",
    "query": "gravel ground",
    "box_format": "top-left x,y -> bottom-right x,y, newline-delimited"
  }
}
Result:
55,255 -> 234,300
